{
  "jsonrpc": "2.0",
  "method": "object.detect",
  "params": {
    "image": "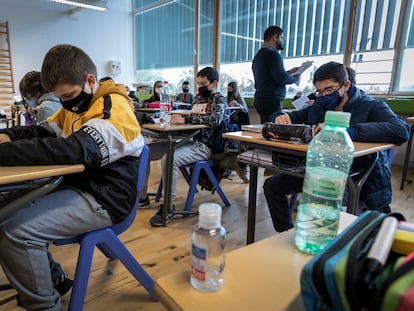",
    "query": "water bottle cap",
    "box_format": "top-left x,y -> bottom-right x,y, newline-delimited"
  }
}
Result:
324,111 -> 351,127
199,203 -> 222,228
